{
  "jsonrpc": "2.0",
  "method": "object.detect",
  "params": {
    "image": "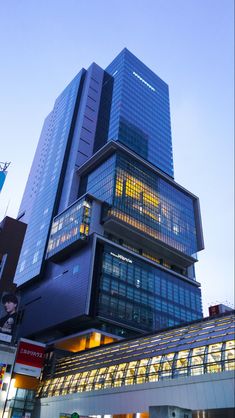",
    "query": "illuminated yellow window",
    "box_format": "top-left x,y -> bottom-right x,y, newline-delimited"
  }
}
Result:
207,342 -> 222,373
175,350 -> 189,375
125,361 -> 137,385
135,358 -> 149,384
94,368 -> 107,390
224,340 -> 235,371
80,224 -> 85,234
63,375 -> 73,389
69,373 -> 81,390
190,346 -> 205,375
148,356 -> 161,381
136,359 -> 149,384
161,353 -> 174,378
104,365 -> 117,388
115,175 -> 123,196
86,369 -> 97,391
225,340 -> 235,350
77,371 -> 89,391
191,346 -> 205,364
114,363 -> 127,387
53,377 -> 65,395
